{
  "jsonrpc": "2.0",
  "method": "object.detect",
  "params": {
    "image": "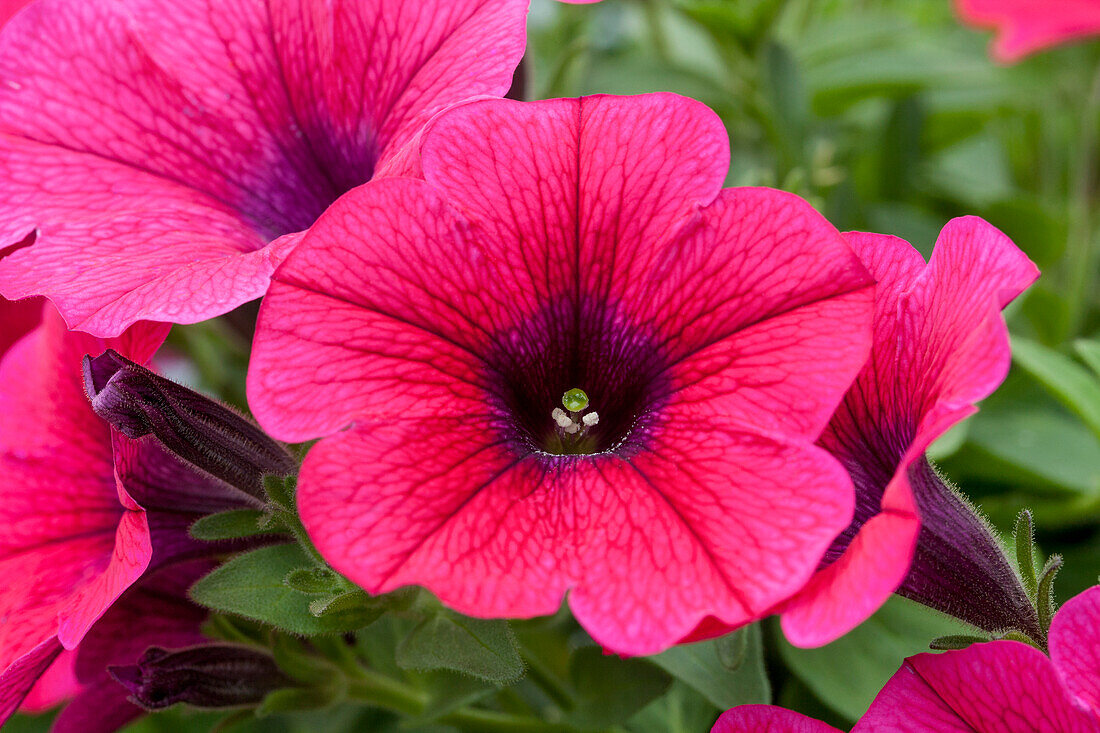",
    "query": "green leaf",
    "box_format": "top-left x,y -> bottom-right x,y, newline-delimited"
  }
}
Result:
189,510 -> 272,542
190,544 -> 377,635
1075,339 -> 1100,380
1012,337 -> 1100,442
566,647 -> 671,729
395,613 -> 524,685
962,407 -> 1100,496
779,597 -> 970,720
626,681 -> 720,733
648,625 -> 769,710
